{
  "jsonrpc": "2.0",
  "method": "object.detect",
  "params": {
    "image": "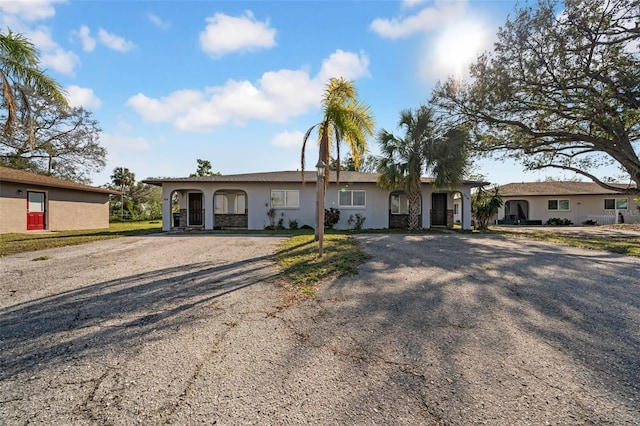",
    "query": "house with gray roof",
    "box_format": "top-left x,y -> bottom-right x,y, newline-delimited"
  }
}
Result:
144,171 -> 485,231
495,181 -> 639,225
0,166 -> 120,233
